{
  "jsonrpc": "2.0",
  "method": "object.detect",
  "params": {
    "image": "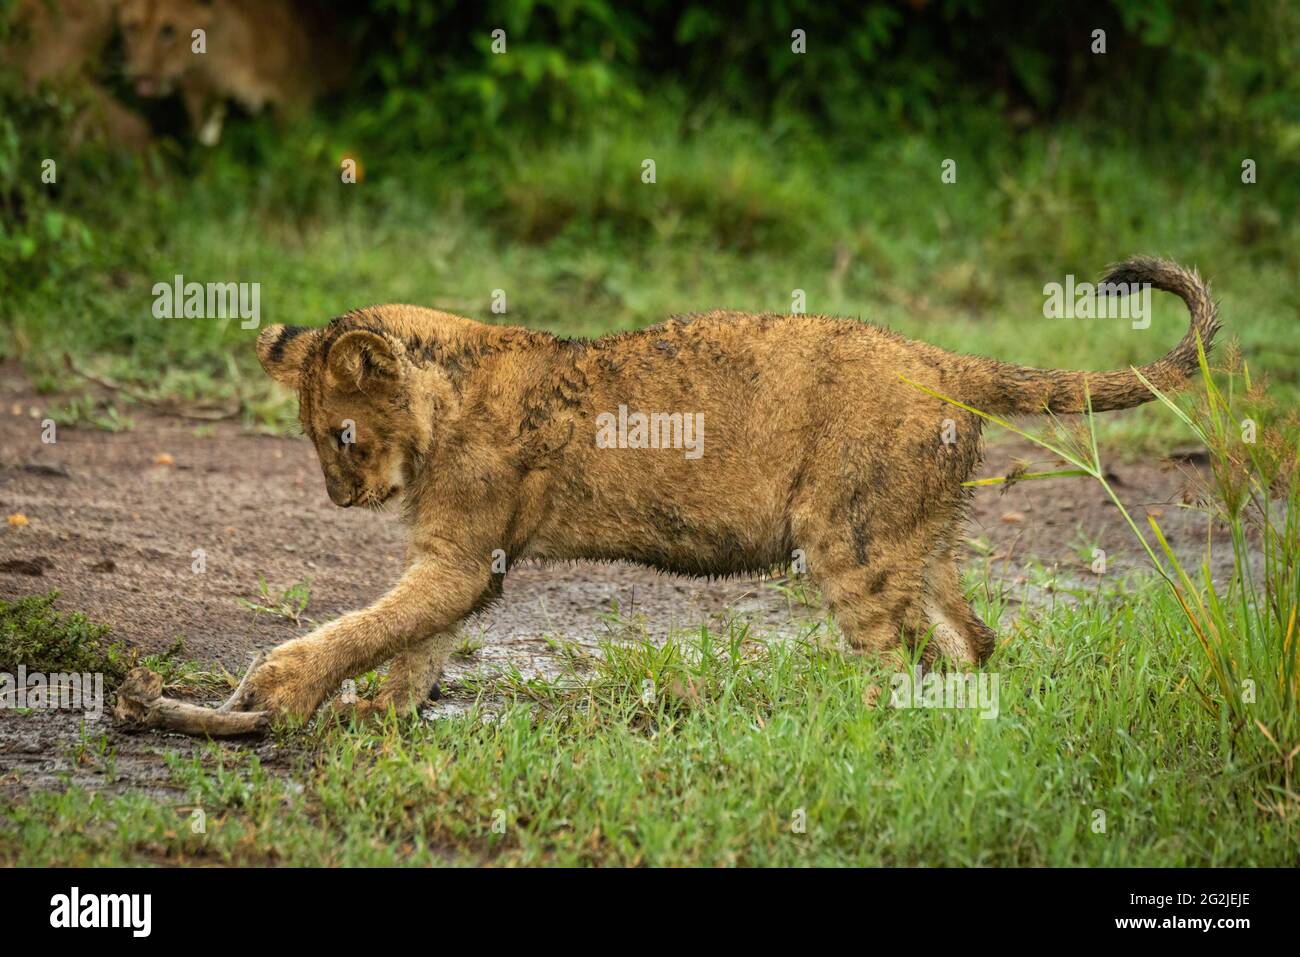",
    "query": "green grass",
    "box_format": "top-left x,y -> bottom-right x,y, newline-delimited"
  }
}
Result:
138,638 -> 238,699
1,579 -> 1295,866
237,578 -> 314,627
